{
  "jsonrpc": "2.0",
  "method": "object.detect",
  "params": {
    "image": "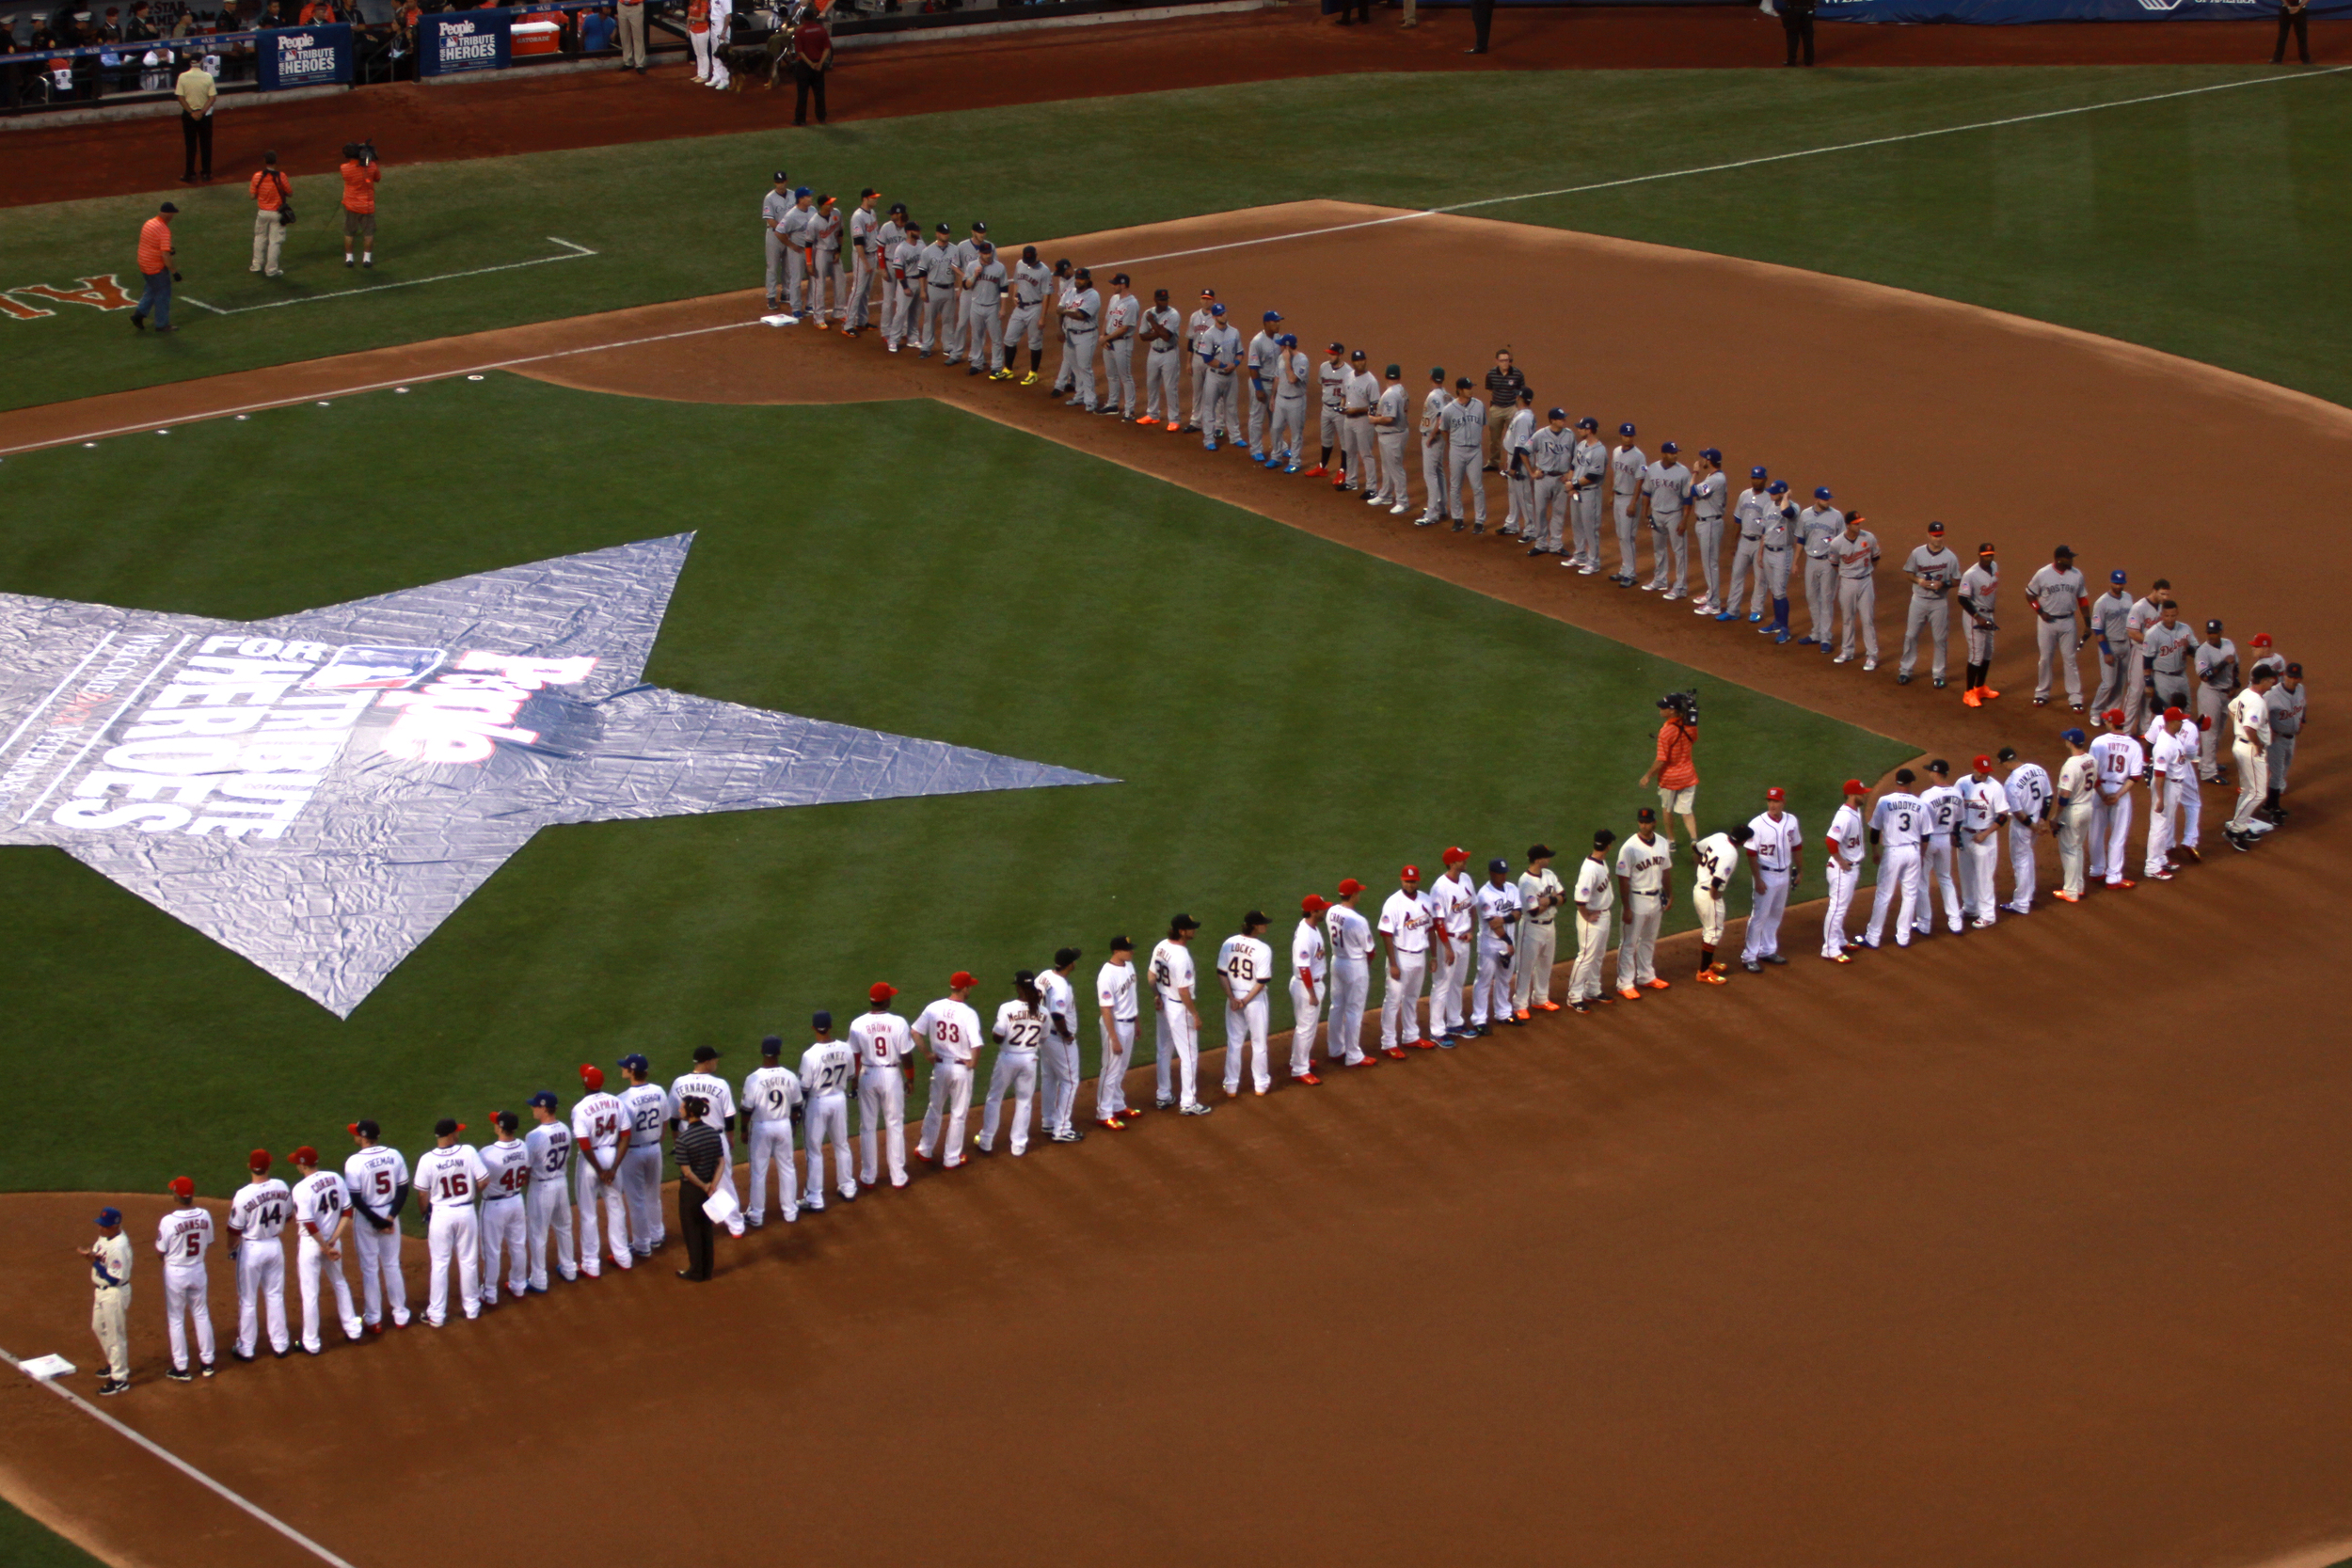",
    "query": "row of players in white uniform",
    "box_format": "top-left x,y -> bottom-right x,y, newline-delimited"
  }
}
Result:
128,678 -> 2282,1385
